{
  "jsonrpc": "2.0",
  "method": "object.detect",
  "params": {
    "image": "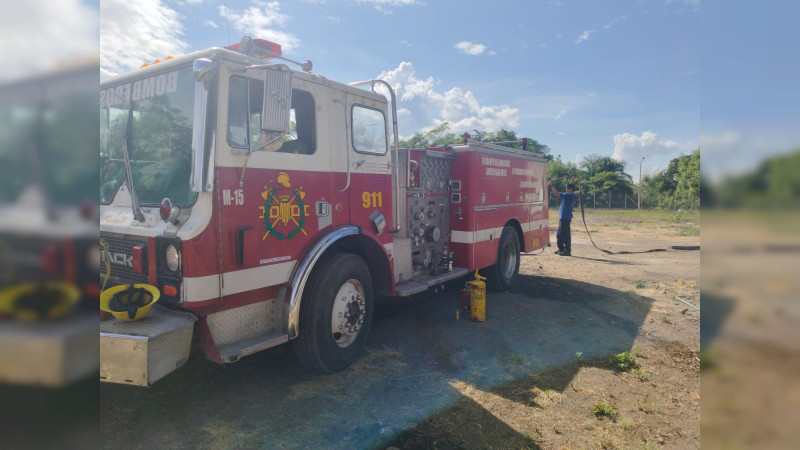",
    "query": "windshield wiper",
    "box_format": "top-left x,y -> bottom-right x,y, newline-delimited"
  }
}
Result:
122,102 -> 145,222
